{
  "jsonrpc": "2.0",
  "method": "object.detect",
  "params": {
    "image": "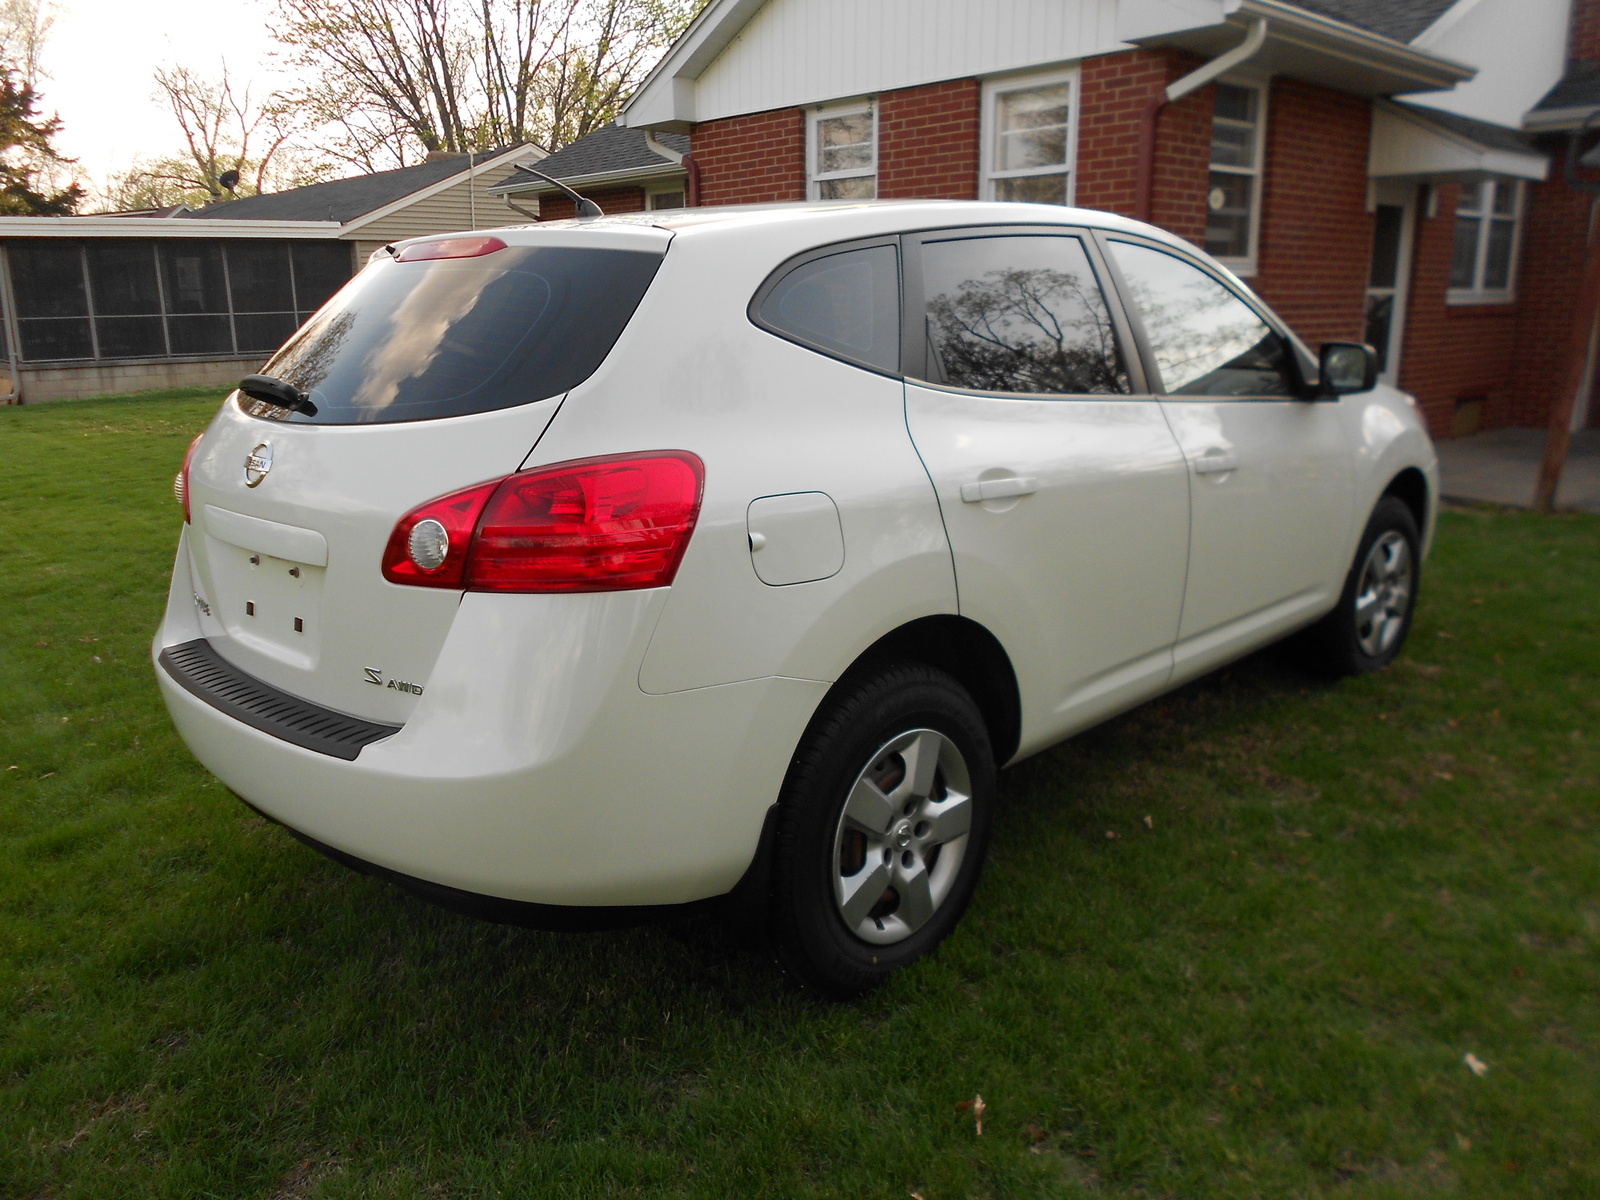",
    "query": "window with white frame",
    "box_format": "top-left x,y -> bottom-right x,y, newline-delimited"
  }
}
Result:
1205,82 -> 1266,269
808,101 -> 876,200
983,71 -> 1076,204
1449,178 -> 1523,301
